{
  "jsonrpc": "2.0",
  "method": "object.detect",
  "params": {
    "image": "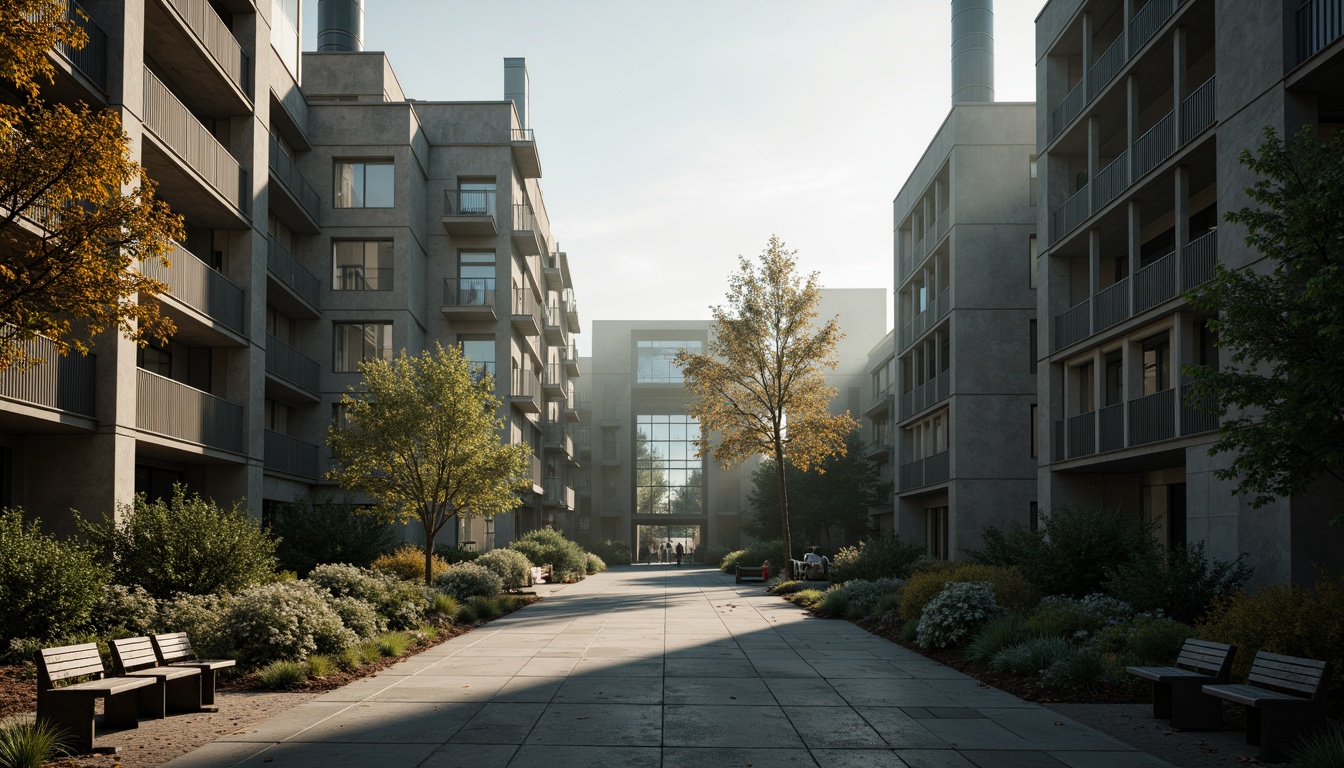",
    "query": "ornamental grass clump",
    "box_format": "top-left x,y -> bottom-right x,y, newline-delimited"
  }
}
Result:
0,717 -> 68,768
256,660 -> 307,690
990,636 -> 1074,676
305,655 -> 334,678
475,549 -> 532,591
434,562 -> 503,601
1042,647 -> 1109,690
824,578 -> 906,619
1290,723 -> 1344,768
792,589 -> 825,608
916,581 -> 1002,650
220,581 -> 356,667
965,612 -> 1029,663
375,631 -> 412,657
